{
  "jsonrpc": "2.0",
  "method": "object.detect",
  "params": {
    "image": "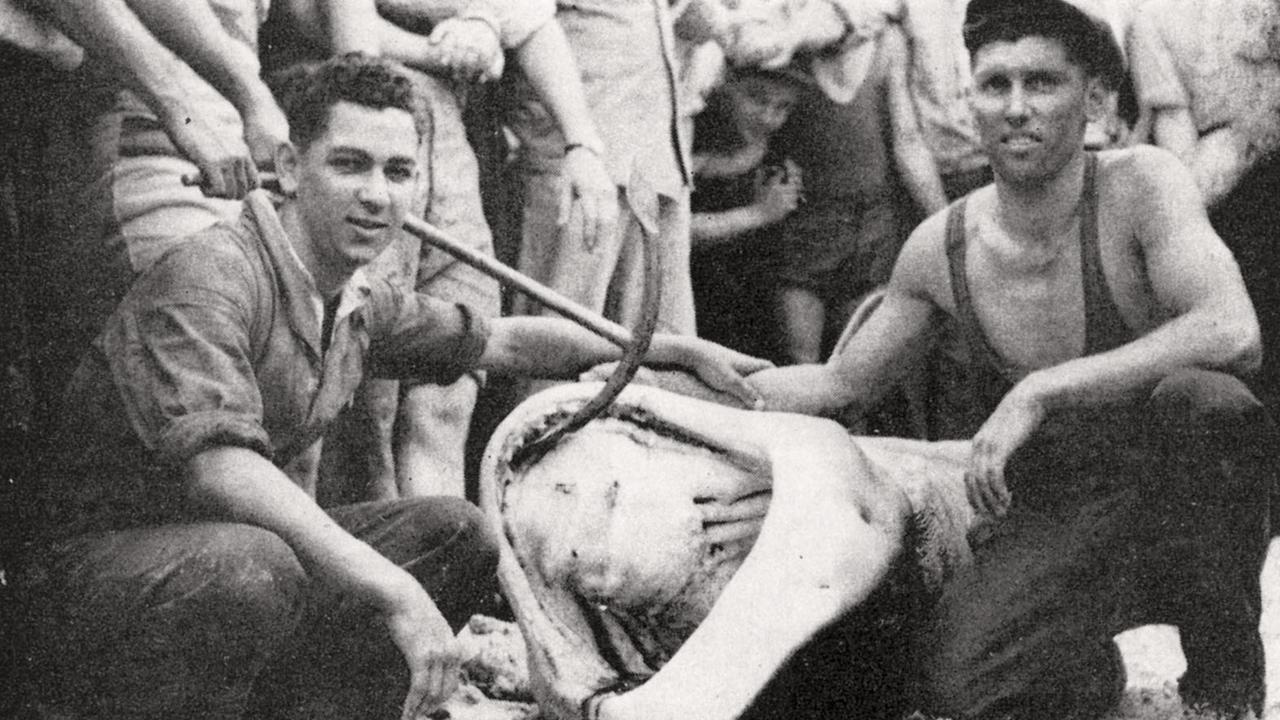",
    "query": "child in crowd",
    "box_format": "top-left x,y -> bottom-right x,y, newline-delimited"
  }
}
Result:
690,64 -> 807,361
771,25 -> 946,365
